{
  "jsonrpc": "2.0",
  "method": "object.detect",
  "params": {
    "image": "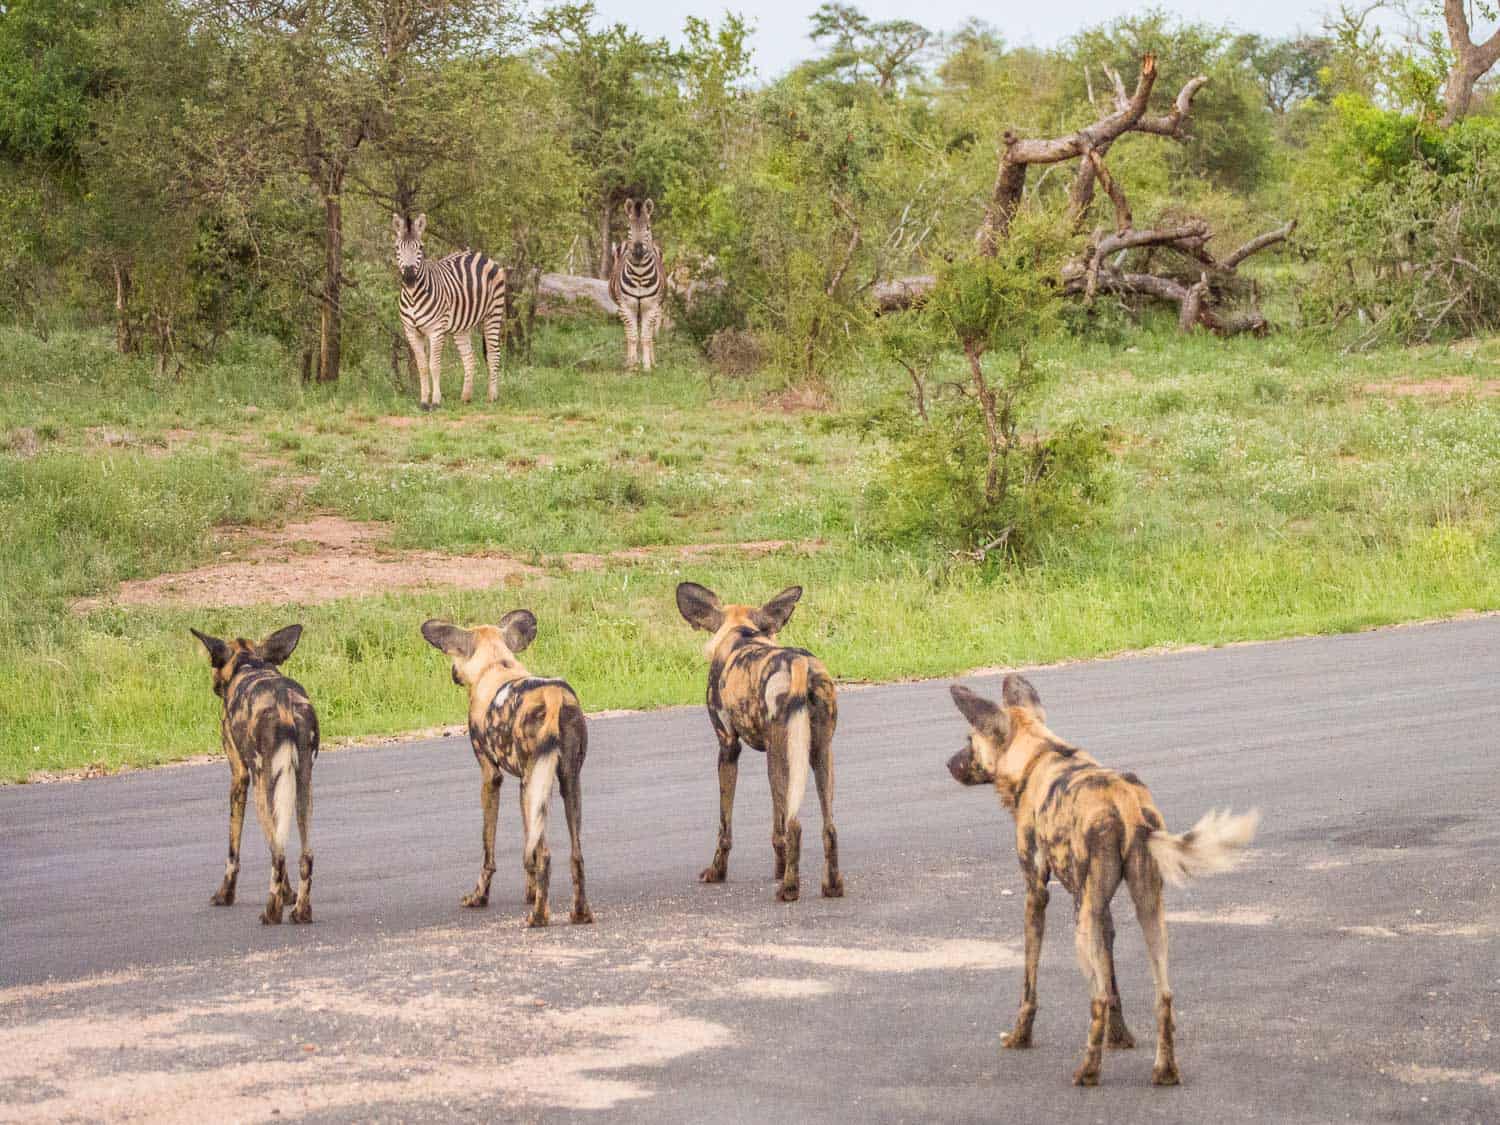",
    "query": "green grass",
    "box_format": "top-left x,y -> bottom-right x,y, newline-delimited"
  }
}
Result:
5,321 -> 1500,780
